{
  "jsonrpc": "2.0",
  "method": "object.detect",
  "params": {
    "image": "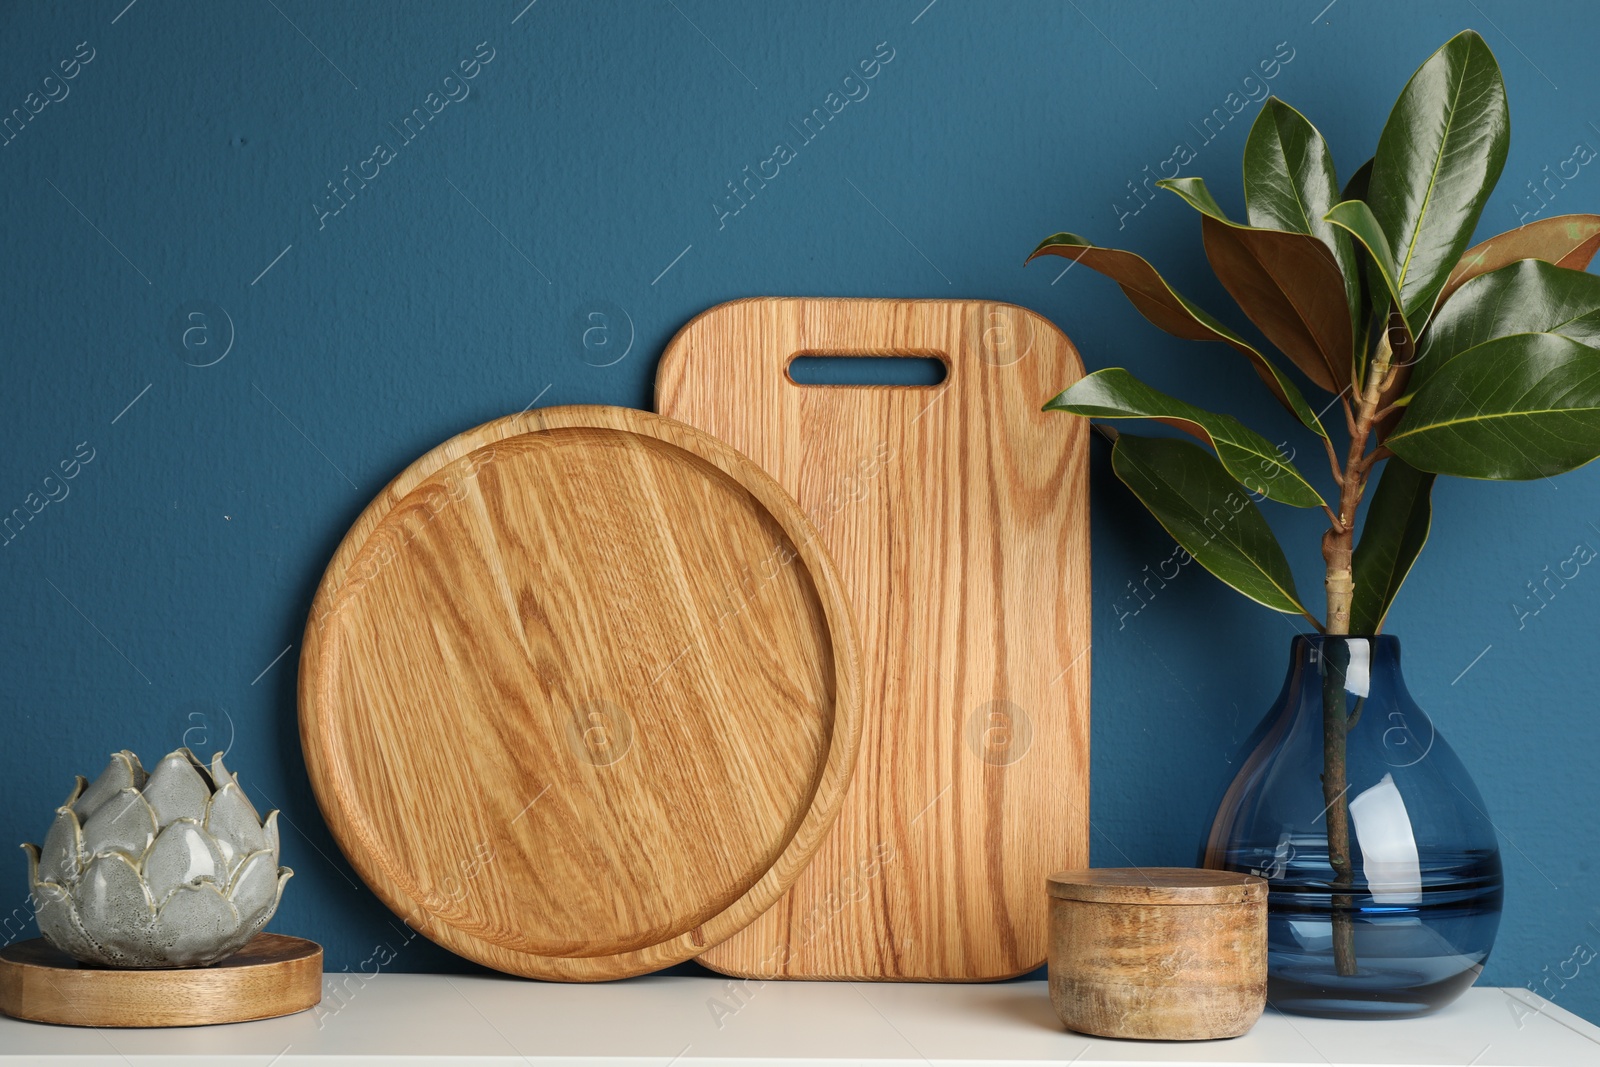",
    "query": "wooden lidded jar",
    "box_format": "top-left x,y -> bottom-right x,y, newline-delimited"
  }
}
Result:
1047,868 -> 1267,1041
